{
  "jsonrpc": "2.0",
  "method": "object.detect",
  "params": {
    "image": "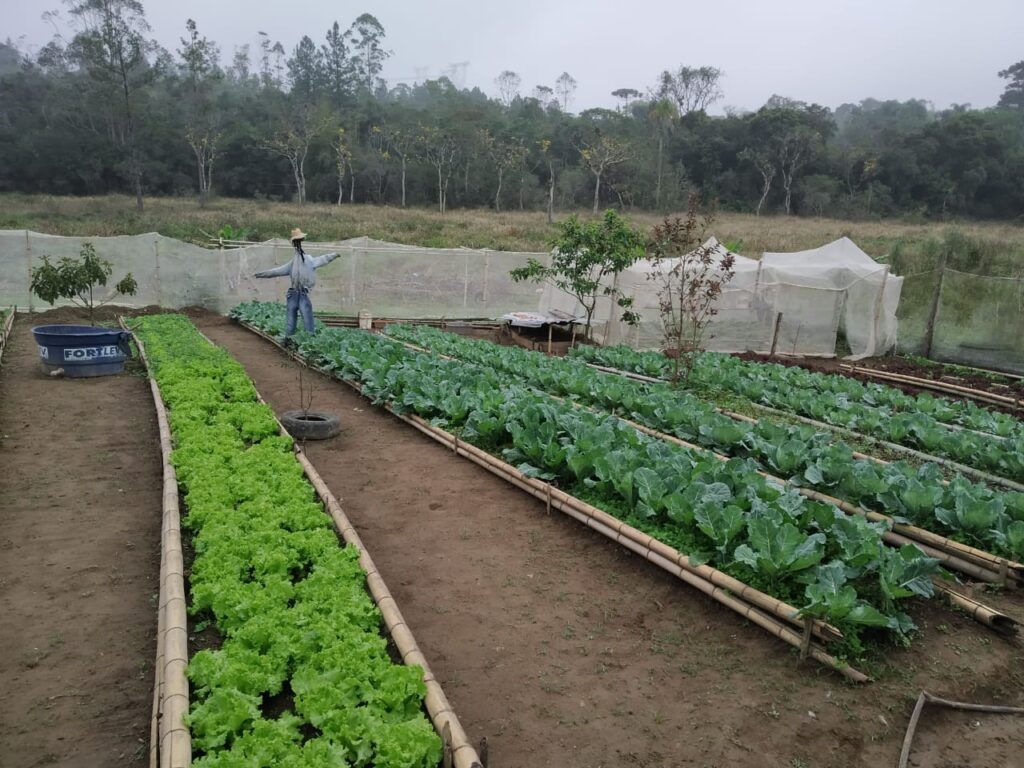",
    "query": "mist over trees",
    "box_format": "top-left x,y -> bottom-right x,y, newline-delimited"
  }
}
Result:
1,2 -> 1023,220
